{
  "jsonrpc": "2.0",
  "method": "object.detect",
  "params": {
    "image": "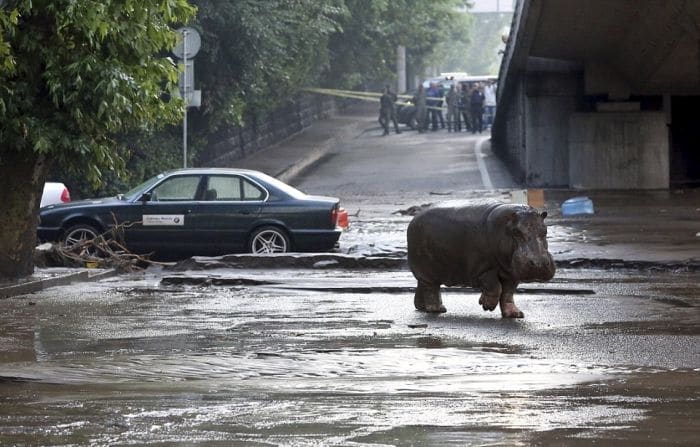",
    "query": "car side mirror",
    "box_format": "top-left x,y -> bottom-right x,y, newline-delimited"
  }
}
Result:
140,192 -> 152,202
